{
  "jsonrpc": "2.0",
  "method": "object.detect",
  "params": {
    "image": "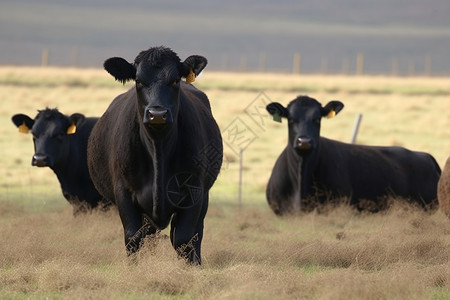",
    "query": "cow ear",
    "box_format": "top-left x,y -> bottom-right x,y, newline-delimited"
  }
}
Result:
181,55 -> 208,83
12,114 -> 34,134
104,57 -> 136,84
66,113 -> 85,135
266,102 -> 288,123
322,101 -> 344,119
